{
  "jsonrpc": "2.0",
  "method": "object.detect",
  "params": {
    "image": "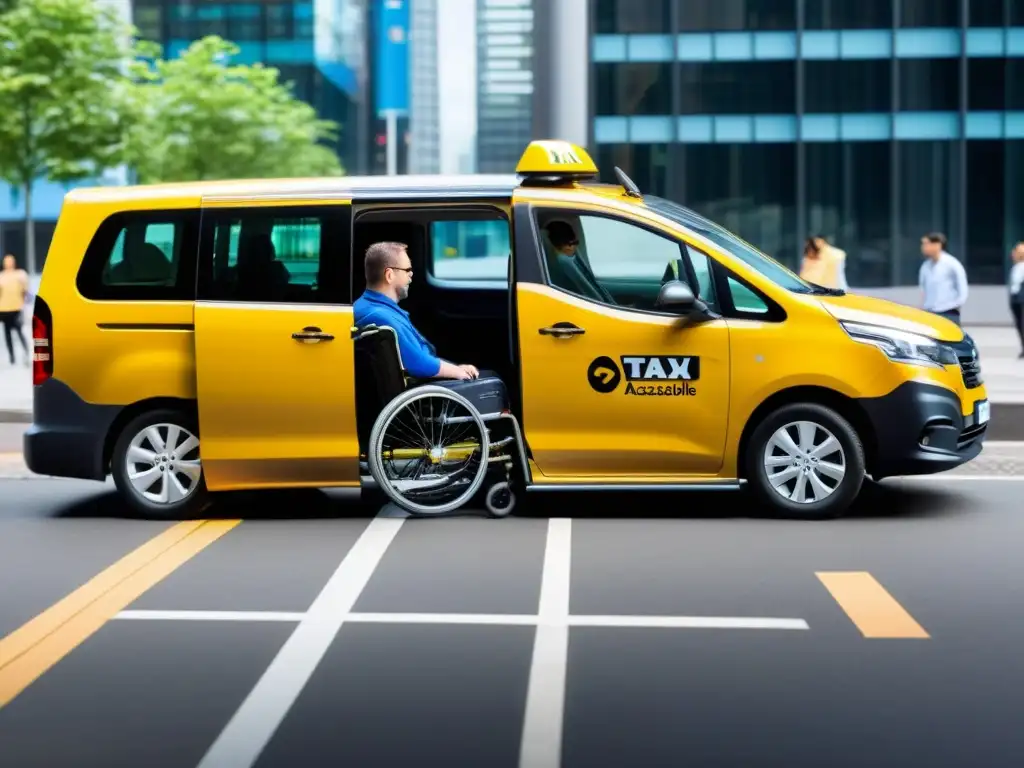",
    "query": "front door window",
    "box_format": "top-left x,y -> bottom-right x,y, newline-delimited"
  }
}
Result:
536,212 -> 718,314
